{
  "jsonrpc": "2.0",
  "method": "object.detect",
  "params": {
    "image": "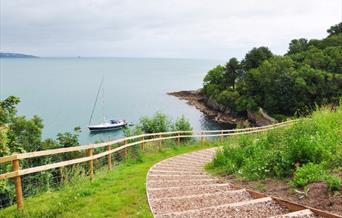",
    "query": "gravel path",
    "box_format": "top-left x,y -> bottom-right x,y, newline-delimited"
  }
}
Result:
146,148 -> 322,217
